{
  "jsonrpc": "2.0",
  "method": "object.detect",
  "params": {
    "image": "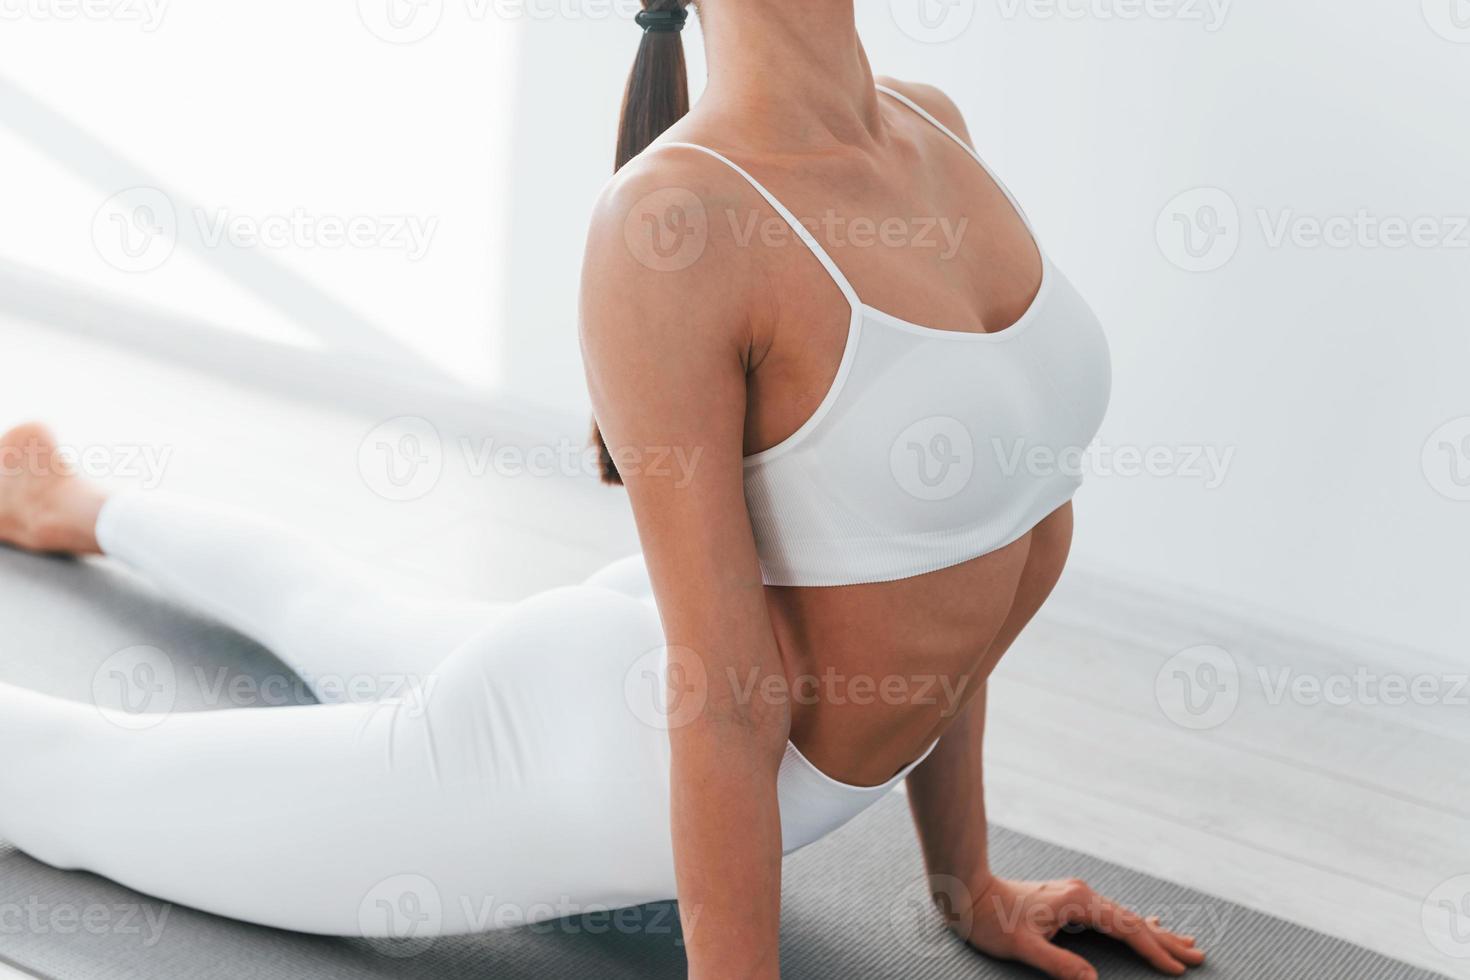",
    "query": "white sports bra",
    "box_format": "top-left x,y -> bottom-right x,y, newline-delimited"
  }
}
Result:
664,85 -> 1111,587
